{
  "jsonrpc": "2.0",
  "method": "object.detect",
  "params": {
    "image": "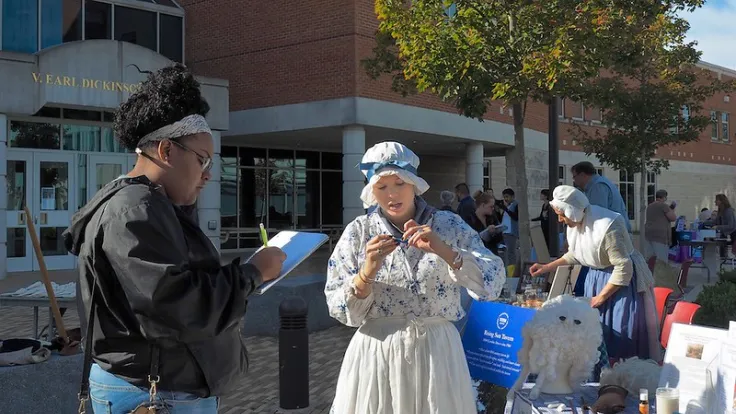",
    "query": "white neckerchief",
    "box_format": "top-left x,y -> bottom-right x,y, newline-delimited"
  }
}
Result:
568,205 -> 619,268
